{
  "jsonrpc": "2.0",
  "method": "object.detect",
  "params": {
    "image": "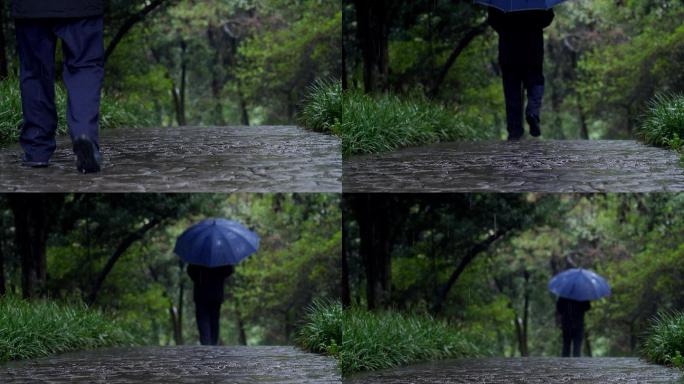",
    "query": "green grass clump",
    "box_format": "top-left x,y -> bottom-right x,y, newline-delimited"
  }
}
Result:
341,91 -> 488,157
0,295 -> 137,362
298,79 -> 342,135
297,81 -> 488,157
642,311 -> 684,368
297,299 -> 342,357
0,77 -> 152,147
340,307 -> 490,376
636,93 -> 684,151
298,301 -> 490,377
